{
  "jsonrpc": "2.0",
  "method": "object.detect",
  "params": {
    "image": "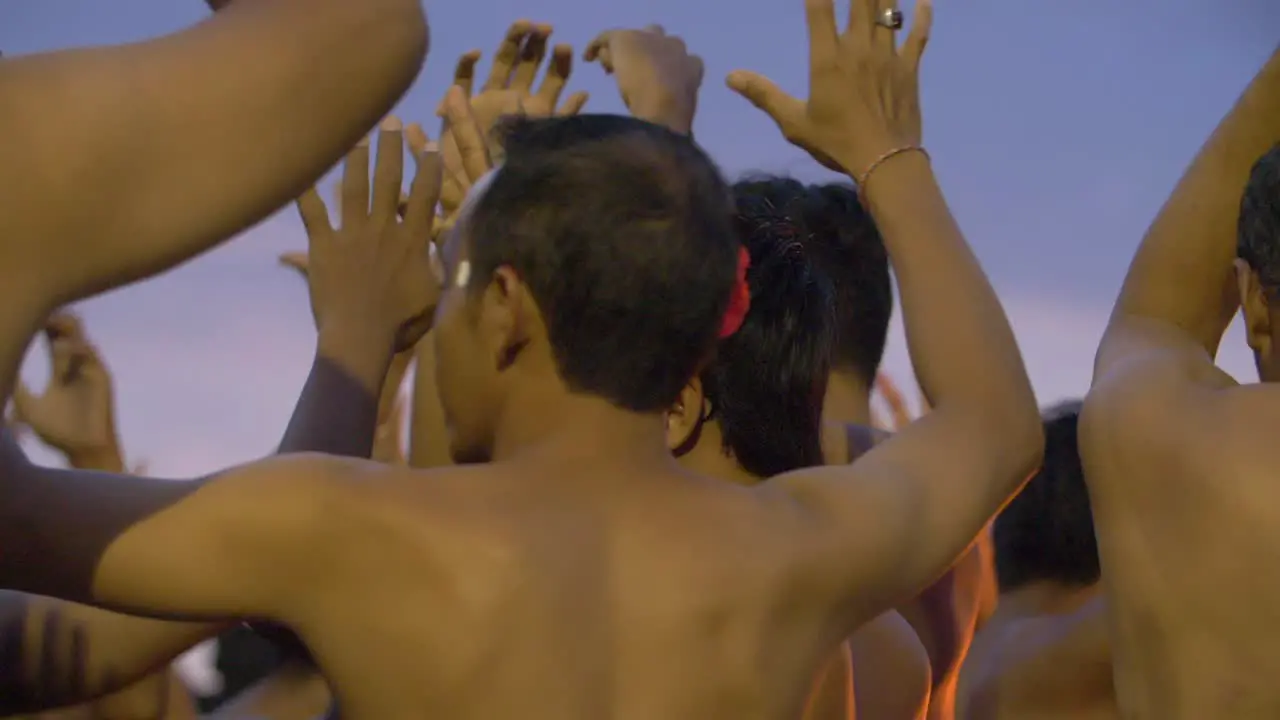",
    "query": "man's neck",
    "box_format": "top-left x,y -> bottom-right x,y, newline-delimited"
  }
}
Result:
823,369 -> 873,425
490,386 -> 674,471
